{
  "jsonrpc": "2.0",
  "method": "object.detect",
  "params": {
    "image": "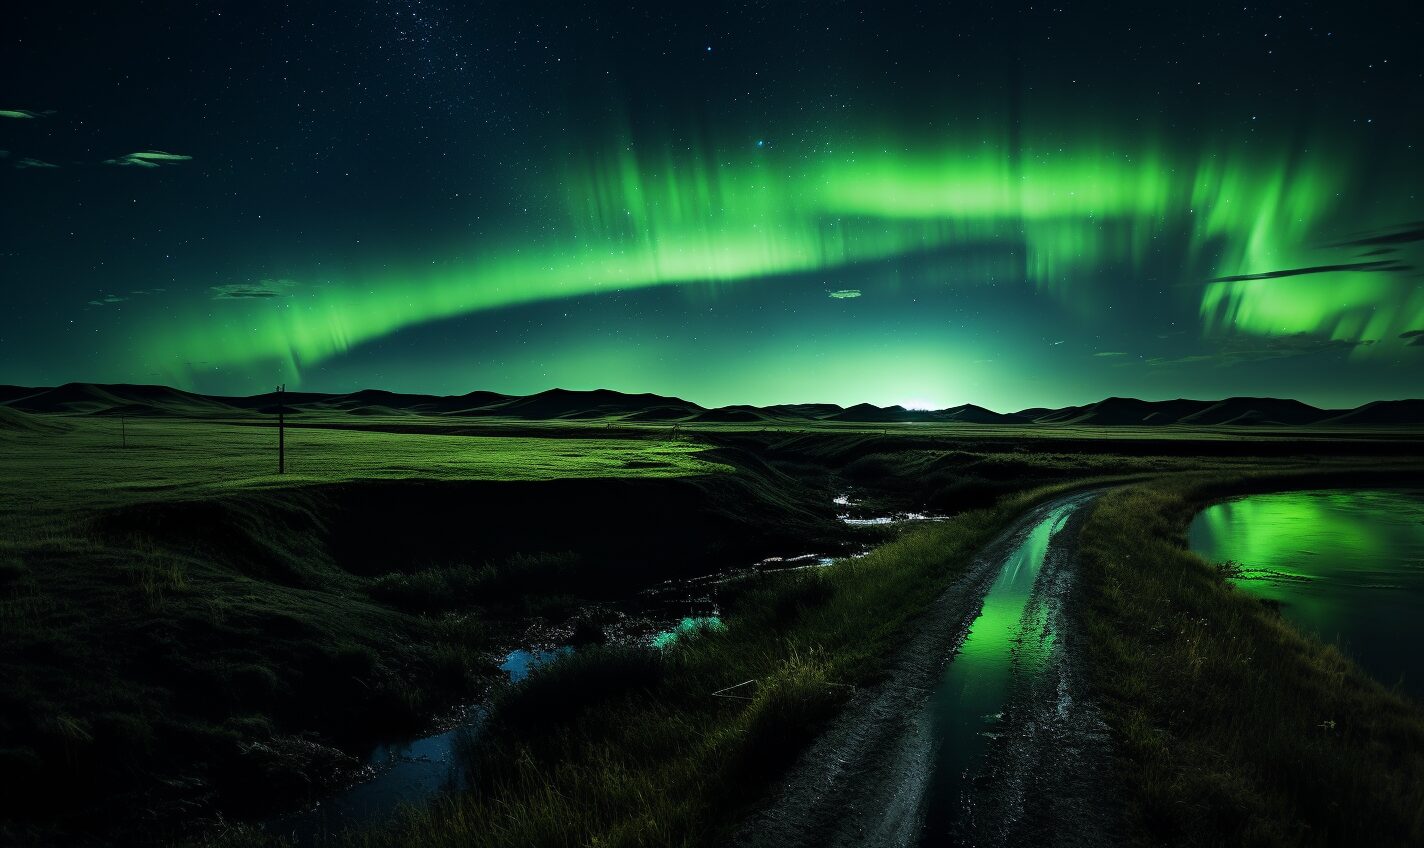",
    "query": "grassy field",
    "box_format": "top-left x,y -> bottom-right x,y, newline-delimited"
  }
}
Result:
3,410 -> 1423,845
0,416 -> 819,844
1077,470 -> 1424,847
0,417 -> 722,517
